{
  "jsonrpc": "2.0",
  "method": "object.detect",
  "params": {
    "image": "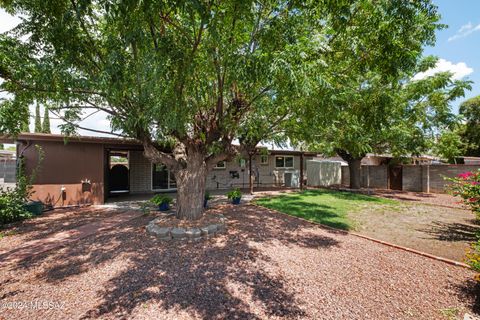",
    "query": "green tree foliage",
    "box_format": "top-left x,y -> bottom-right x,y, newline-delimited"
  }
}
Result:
459,95 -> 480,157
20,116 -> 29,132
296,57 -> 470,187
42,106 -> 51,133
0,0 -> 450,218
434,129 -> 464,163
34,103 -> 42,133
